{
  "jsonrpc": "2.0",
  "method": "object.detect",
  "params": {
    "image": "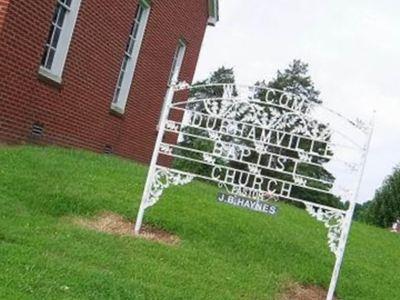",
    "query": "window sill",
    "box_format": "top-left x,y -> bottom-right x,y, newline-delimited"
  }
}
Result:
109,105 -> 126,118
38,67 -> 63,87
